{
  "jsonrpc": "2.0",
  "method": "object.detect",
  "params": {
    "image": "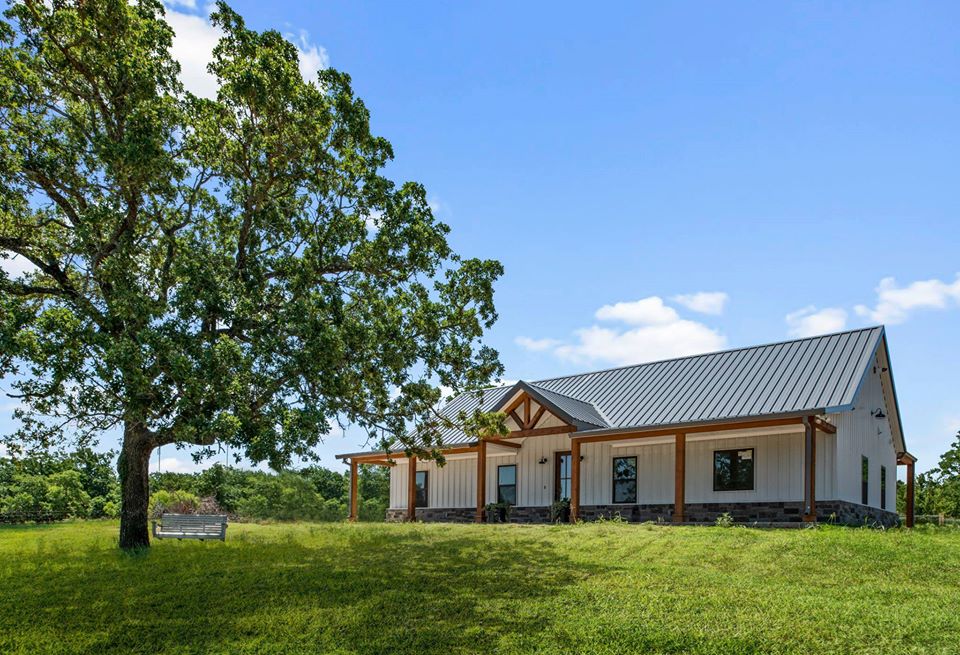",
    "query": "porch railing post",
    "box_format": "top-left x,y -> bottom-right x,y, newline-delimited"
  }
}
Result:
906,460 -> 915,528
673,433 -> 686,523
407,455 -> 417,522
476,440 -> 486,523
349,459 -> 358,522
571,439 -> 580,522
803,416 -> 817,522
